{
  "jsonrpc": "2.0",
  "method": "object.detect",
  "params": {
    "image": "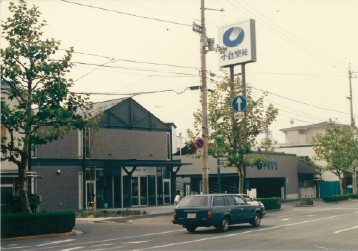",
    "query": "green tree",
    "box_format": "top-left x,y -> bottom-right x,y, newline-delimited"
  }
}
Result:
1,0 -> 92,212
312,121 -> 358,195
190,72 -> 278,193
